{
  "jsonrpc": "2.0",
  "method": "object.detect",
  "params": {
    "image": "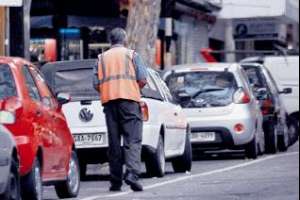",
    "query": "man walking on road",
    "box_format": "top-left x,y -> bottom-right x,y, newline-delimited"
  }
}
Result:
93,28 -> 148,192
